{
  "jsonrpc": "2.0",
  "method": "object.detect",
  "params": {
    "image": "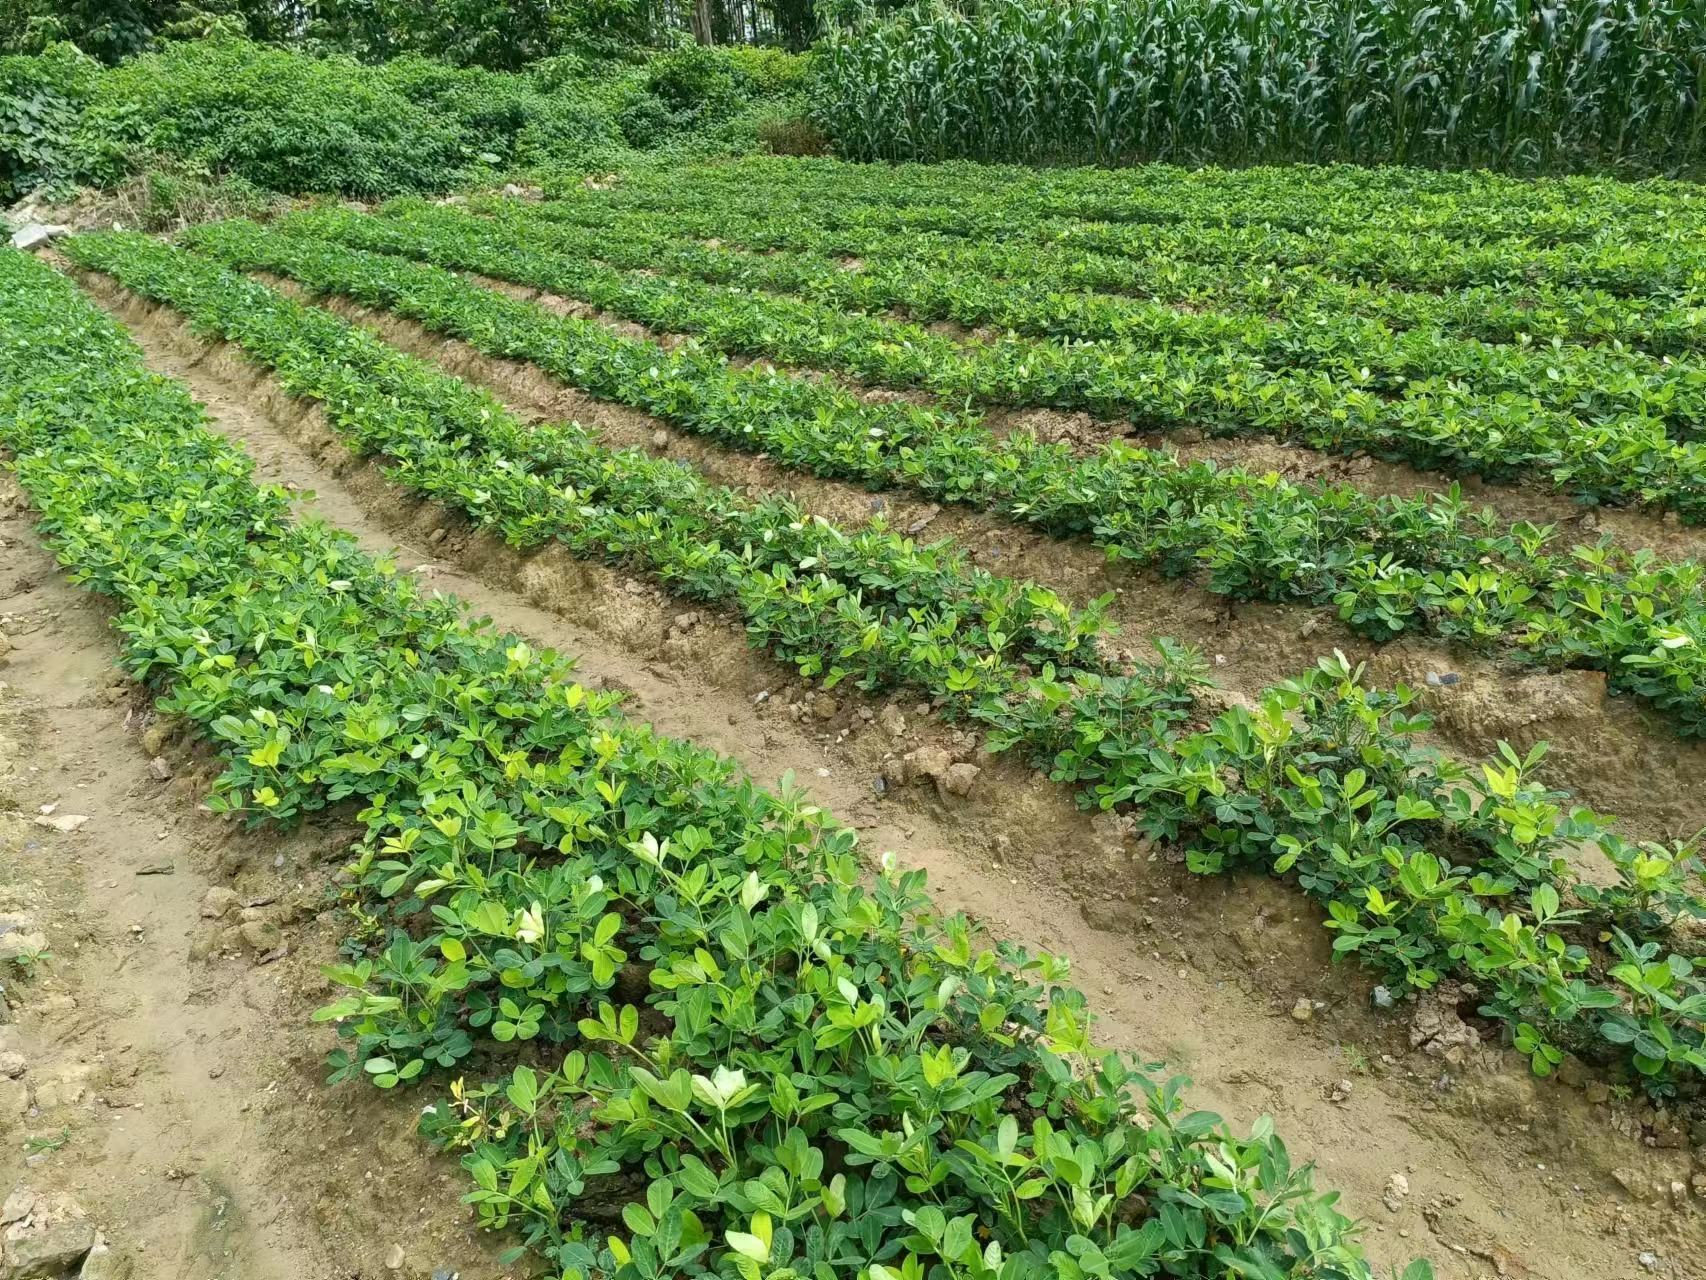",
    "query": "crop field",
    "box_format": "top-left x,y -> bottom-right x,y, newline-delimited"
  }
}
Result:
3,155 -> 1705,1280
